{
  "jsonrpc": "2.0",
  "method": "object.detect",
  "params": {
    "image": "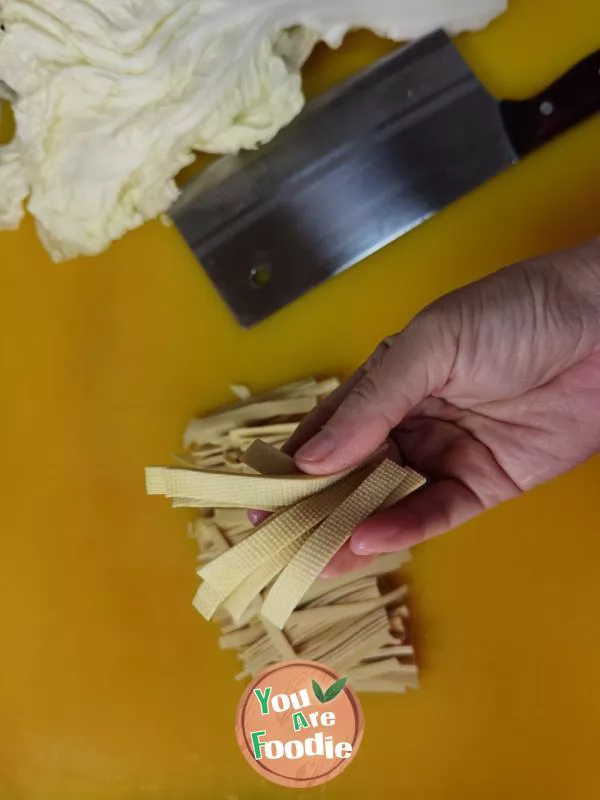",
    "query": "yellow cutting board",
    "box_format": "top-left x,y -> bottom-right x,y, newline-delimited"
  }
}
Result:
1,2 -> 599,798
